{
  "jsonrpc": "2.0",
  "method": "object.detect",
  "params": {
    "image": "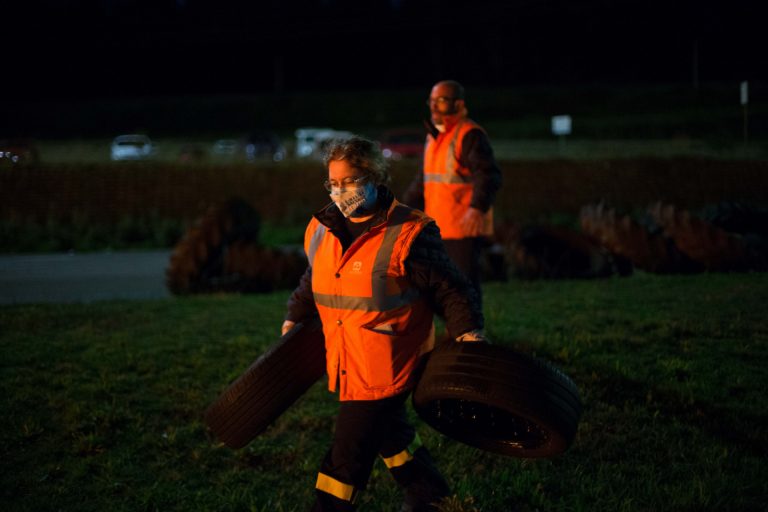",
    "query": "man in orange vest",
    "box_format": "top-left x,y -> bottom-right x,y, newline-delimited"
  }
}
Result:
403,80 -> 502,304
282,136 -> 486,511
